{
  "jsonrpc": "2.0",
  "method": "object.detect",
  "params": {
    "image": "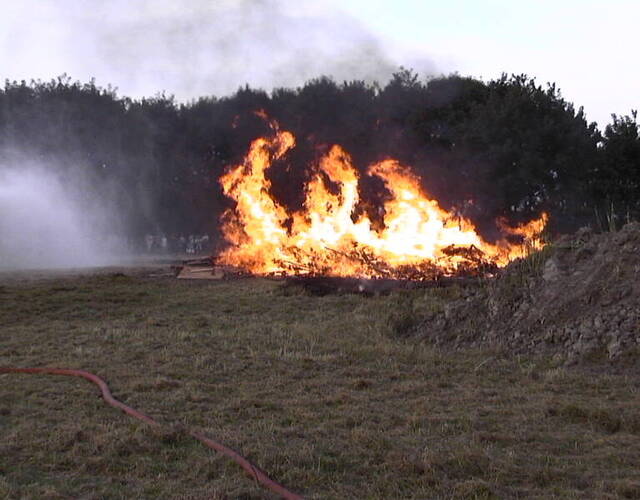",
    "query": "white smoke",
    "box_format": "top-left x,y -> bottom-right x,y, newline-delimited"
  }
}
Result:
0,0 -> 436,100
0,164 -> 126,269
